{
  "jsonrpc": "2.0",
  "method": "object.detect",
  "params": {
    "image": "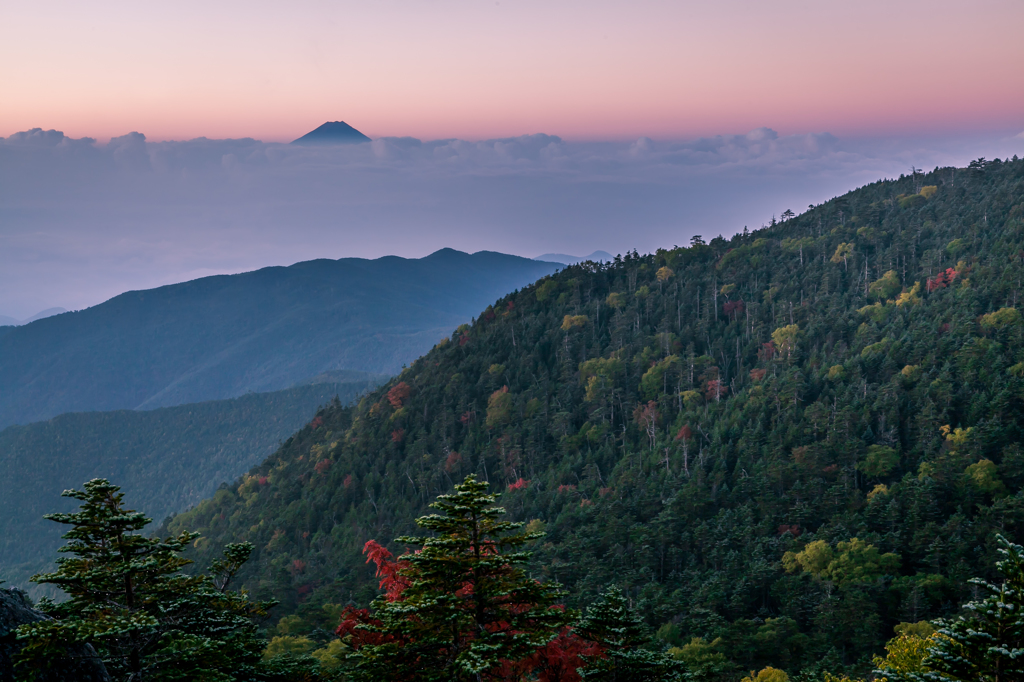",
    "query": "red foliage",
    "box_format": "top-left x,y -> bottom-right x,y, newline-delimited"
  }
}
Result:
758,341 -> 777,362
444,451 -> 463,473
524,628 -> 604,682
579,499 -> 593,508
632,401 -> 660,428
507,477 -> 529,491
343,474 -> 353,488
387,382 -> 411,409
291,559 -> 307,574
927,267 -> 958,292
484,306 -> 497,322
257,476 -> 268,486
507,301 -> 515,312
822,464 -> 839,475
705,379 -> 728,401
723,299 -> 745,318
459,332 -> 470,346
296,583 -> 314,597
557,484 -> 577,493
675,425 -> 693,441
363,540 -> 411,601
460,410 -> 475,424
749,368 -> 767,382
309,416 -> 324,429
335,606 -> 400,648
391,428 -> 405,443
938,322 -> 951,334
778,524 -> 801,537
599,487 -> 613,497
314,459 -> 331,475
